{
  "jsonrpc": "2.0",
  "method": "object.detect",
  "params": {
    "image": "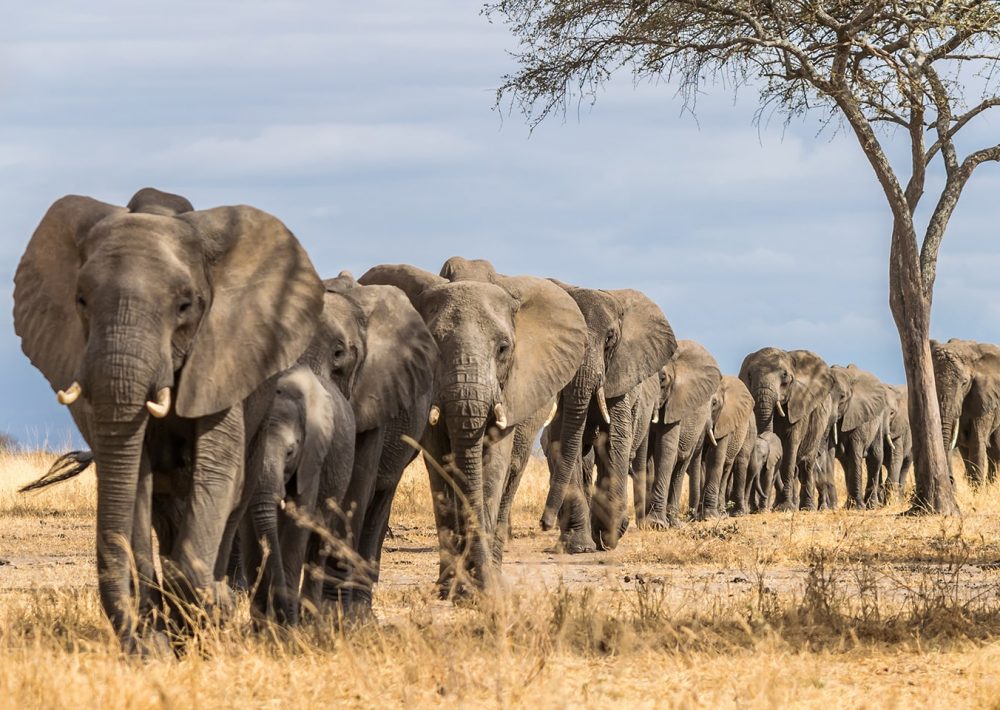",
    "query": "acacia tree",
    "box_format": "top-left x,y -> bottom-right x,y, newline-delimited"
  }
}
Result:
488,0 -> 1000,514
